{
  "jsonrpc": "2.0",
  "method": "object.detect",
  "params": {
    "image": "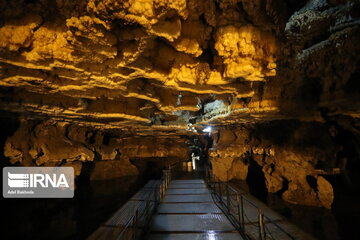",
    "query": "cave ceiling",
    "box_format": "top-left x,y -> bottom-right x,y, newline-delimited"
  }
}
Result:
0,0 -> 359,136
